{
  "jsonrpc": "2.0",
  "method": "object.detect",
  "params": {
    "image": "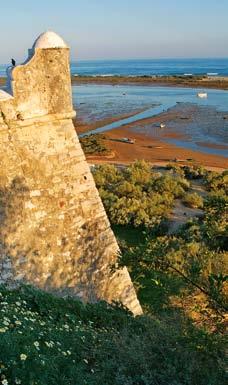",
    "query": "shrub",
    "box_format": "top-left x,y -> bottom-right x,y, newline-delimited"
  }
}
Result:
183,165 -> 208,180
202,193 -> 228,251
204,170 -> 228,195
92,161 -> 190,228
183,192 -> 203,208
79,134 -> 110,155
